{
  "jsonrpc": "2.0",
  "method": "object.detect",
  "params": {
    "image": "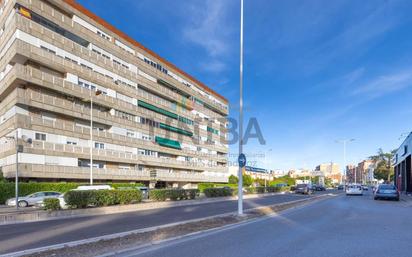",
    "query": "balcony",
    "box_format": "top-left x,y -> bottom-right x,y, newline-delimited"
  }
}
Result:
1,164 -> 228,183
22,140 -> 227,173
